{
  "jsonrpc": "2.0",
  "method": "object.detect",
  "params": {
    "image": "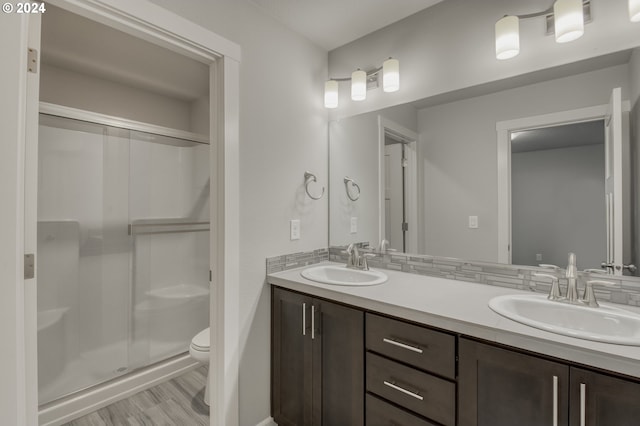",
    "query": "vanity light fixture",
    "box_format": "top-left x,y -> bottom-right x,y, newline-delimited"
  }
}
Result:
351,69 -> 367,101
631,0 -> 640,22
324,57 -> 400,108
324,80 -> 339,109
495,0 -> 590,60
